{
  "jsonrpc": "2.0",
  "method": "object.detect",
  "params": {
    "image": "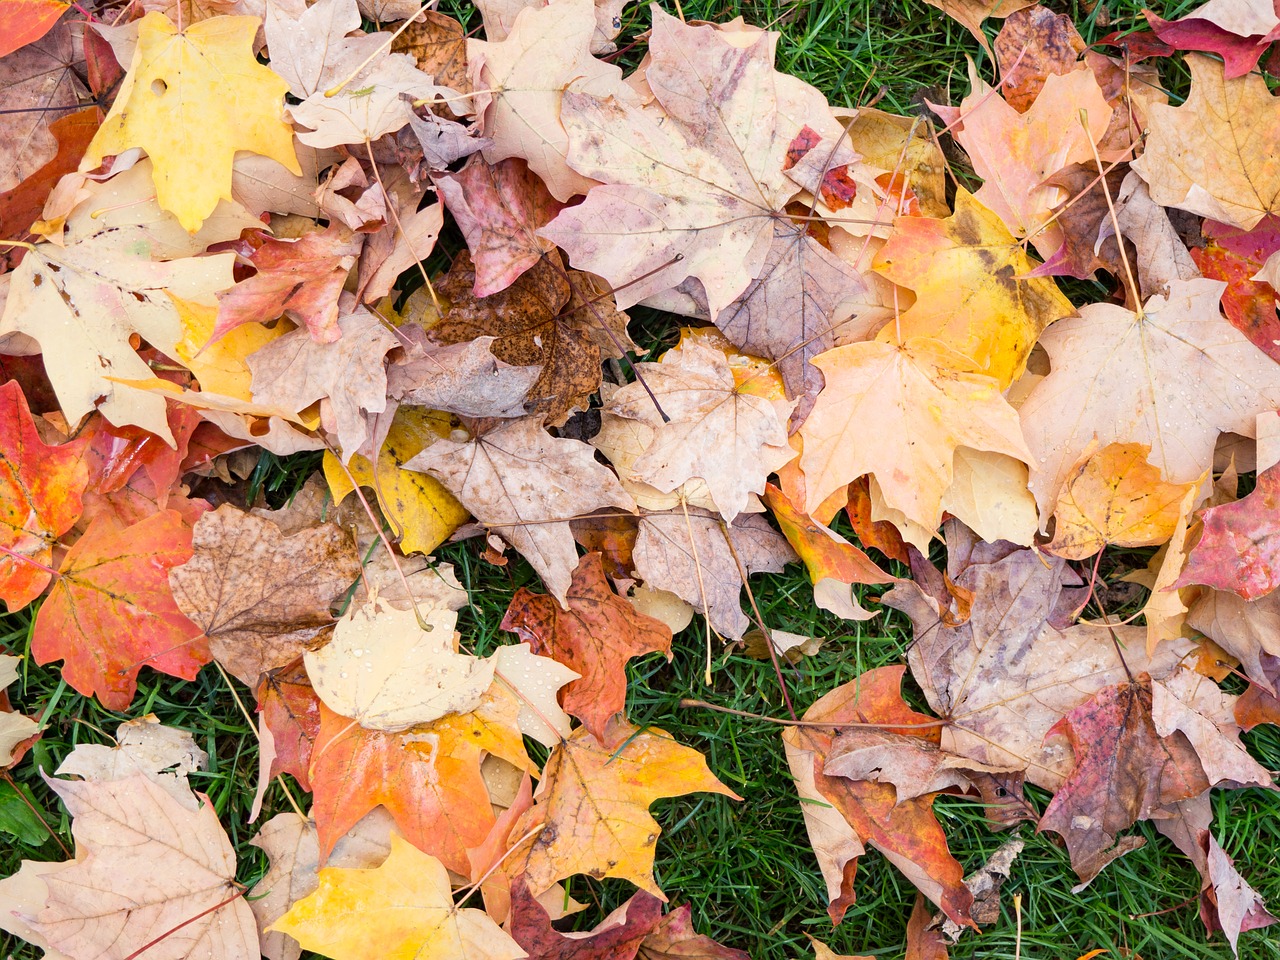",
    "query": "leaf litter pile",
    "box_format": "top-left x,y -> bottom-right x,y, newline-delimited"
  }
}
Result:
3,0 -> 1280,957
